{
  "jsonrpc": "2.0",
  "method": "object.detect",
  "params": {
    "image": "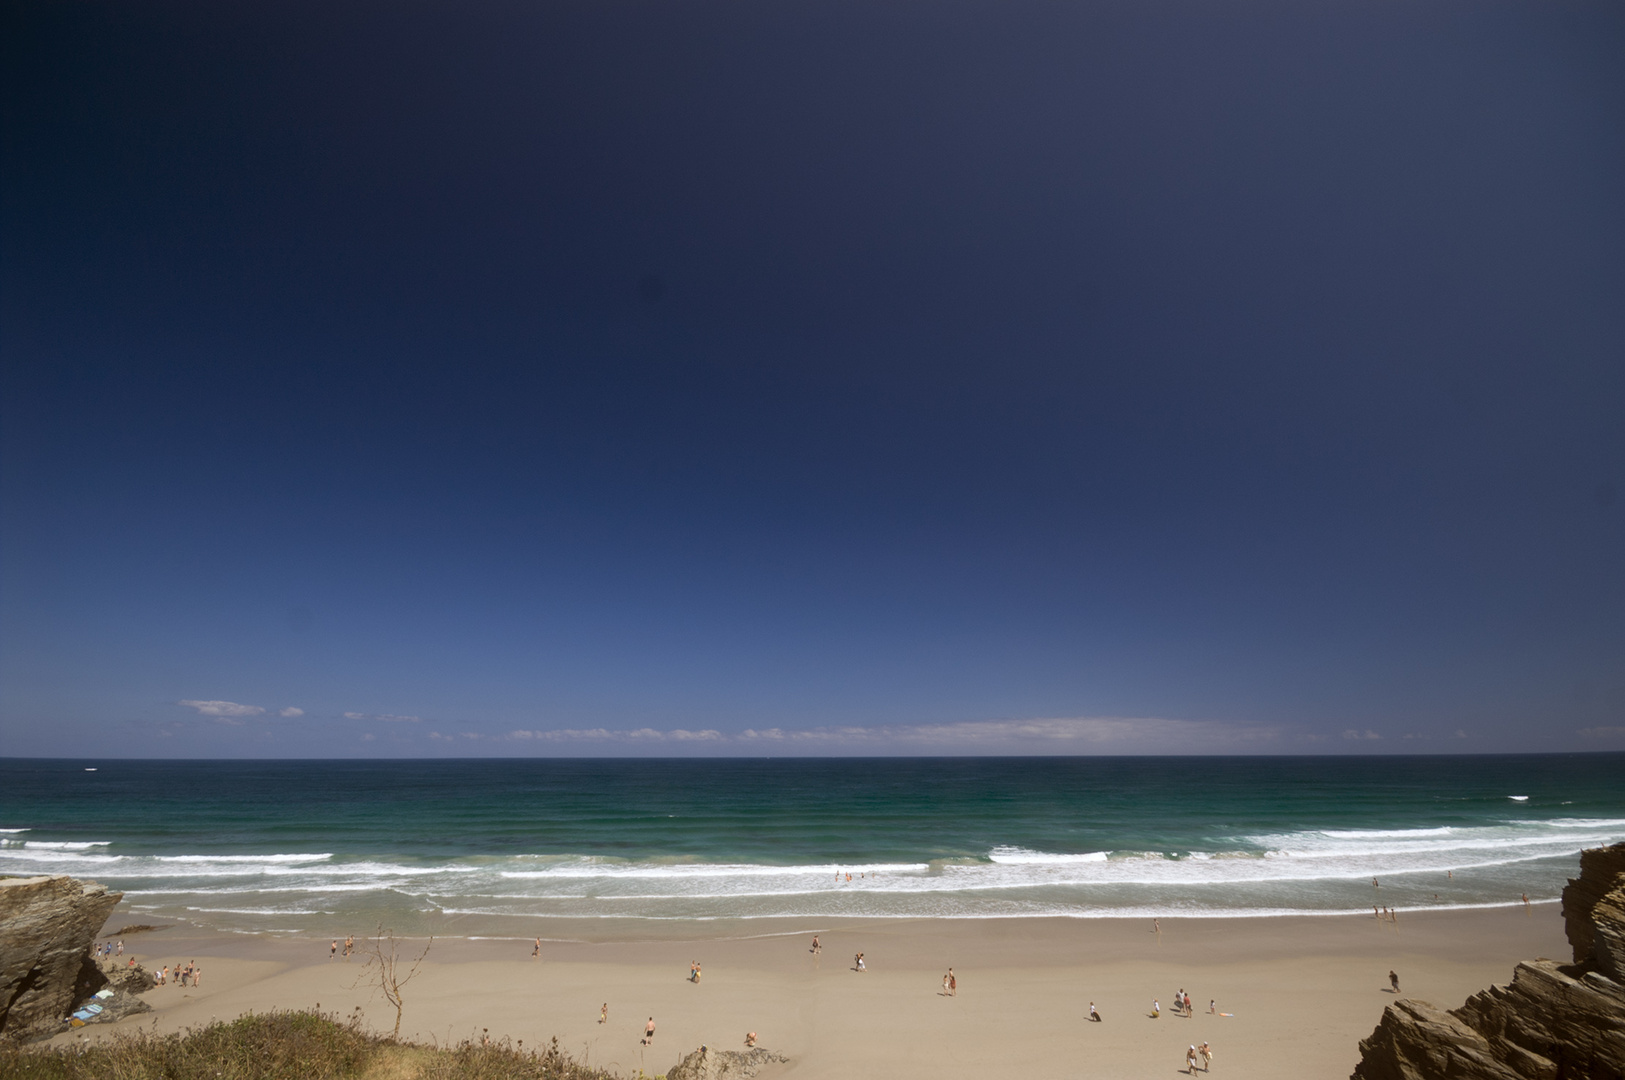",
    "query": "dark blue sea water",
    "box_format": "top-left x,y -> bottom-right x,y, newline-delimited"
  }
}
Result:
3,756 -> 1622,935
